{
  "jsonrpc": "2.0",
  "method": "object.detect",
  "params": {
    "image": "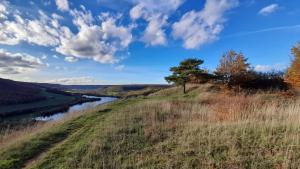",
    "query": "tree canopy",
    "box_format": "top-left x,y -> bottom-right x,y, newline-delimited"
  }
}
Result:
286,42 -> 300,87
165,58 -> 206,93
215,50 -> 250,86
